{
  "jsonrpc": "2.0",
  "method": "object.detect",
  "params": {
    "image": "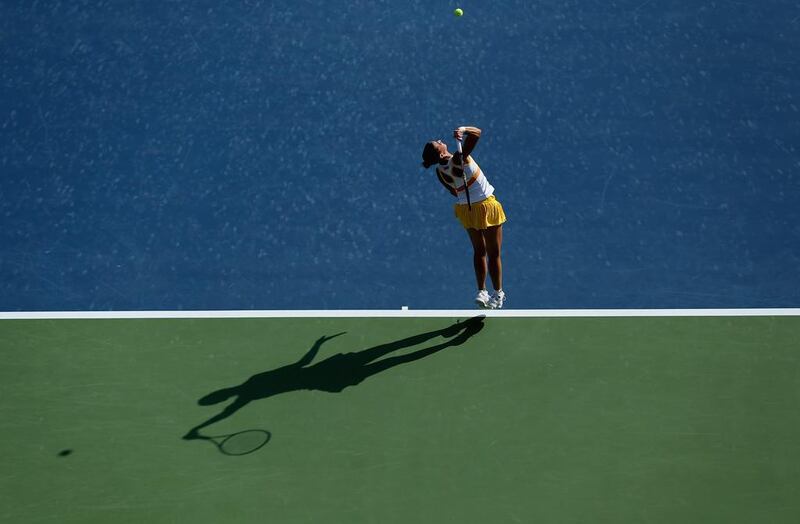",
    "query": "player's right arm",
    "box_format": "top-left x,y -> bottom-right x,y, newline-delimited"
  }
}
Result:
453,126 -> 482,162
